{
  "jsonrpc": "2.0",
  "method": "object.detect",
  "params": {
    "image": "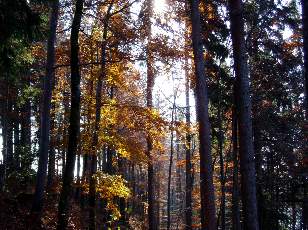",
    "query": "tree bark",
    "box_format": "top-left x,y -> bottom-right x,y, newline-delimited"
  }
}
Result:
32,0 -> 59,213
218,96 -> 225,230
56,0 -> 83,228
167,98 -> 176,230
145,0 -> 156,229
232,103 -> 241,230
13,102 -> 20,170
229,0 -> 259,229
189,0 -> 216,229
88,2 -> 113,228
62,92 -> 69,175
47,71 -> 58,190
6,99 -> 13,175
47,108 -> 56,190
185,65 -> 192,230
20,74 -> 31,171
